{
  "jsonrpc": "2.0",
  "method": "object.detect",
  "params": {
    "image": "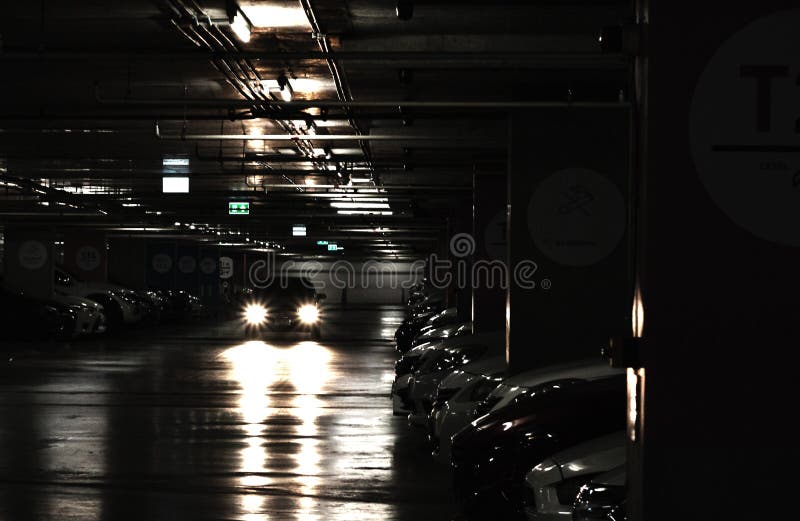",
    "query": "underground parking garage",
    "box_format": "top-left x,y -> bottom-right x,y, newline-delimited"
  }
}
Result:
1,1 -> 799,520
